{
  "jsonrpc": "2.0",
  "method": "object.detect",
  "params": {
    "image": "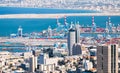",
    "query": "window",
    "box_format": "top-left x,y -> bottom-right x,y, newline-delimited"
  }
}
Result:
102,62 -> 103,70
102,46 -> 103,54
